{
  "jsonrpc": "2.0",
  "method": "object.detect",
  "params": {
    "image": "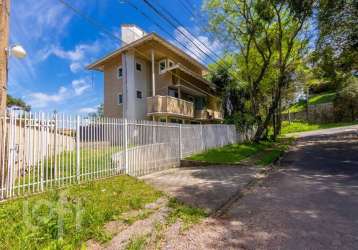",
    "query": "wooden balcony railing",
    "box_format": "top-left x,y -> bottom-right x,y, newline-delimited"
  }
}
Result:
147,96 -> 194,118
194,109 -> 224,121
